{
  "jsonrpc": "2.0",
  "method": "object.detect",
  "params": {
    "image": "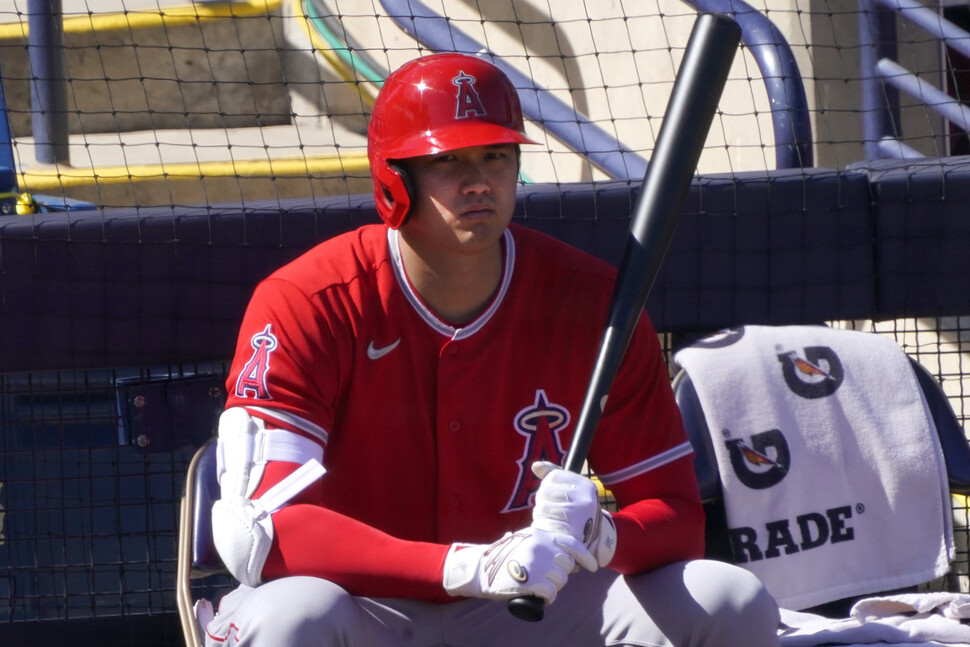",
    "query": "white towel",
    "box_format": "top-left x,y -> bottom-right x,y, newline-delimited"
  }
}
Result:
779,592 -> 970,646
674,325 -> 954,611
